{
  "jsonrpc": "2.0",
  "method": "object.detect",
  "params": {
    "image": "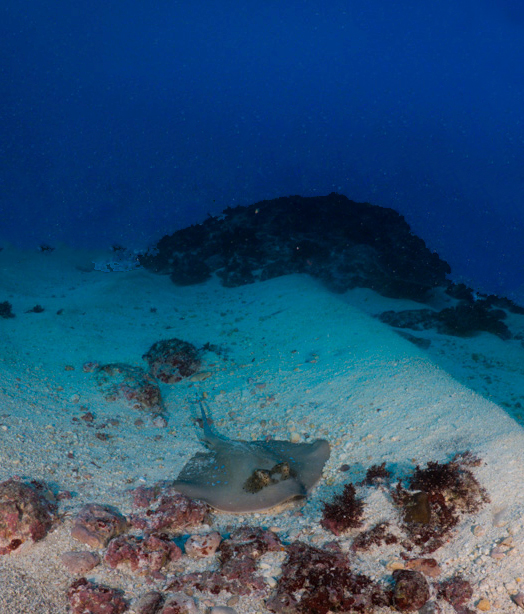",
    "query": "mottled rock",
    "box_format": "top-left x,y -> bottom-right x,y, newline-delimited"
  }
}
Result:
161,593 -> 198,614
94,363 -> 165,414
267,541 -> 389,613
131,486 -> 209,534
437,575 -> 473,609
169,526 -> 283,596
67,577 -> 127,614
143,338 -> 201,383
71,503 -> 128,549
184,531 -> 221,558
105,533 -> 182,574
392,569 -> 430,611
61,550 -> 101,574
209,608 -> 238,614
133,591 -> 164,614
0,479 -> 56,554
